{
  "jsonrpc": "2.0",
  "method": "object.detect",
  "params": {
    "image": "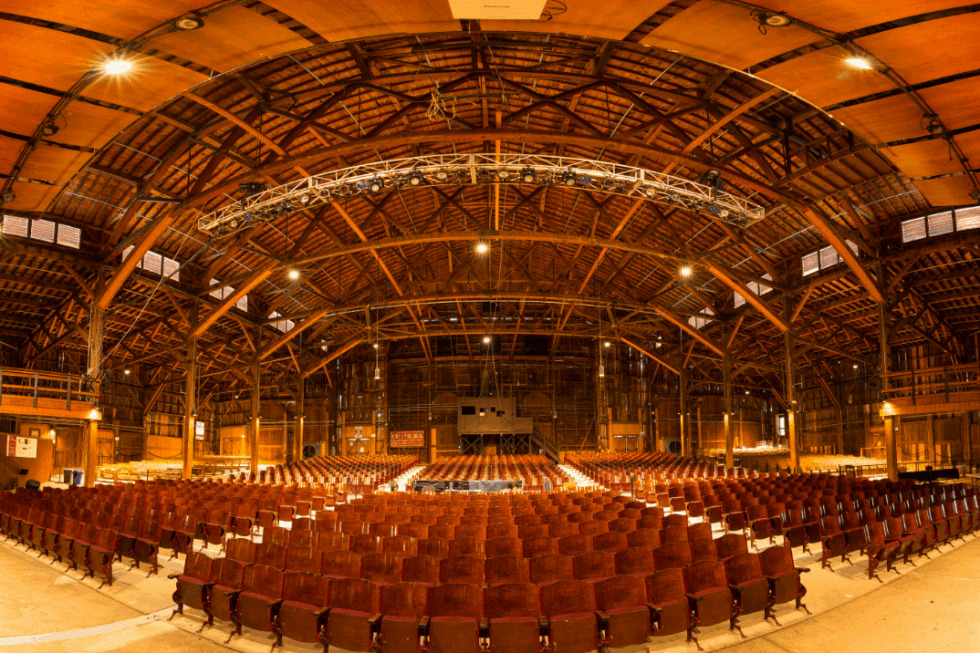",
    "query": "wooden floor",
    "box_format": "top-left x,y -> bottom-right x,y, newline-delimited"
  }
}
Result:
0,521 -> 976,653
